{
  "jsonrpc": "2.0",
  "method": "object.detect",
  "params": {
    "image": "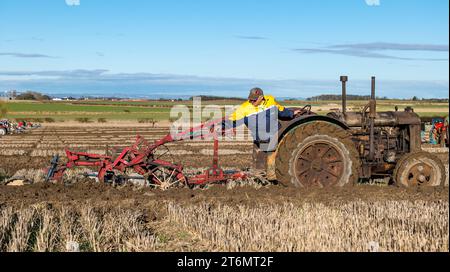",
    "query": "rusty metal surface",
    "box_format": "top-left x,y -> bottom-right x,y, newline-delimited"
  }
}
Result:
332,112 -> 421,127
266,151 -> 277,181
278,114 -> 348,141
407,162 -> 433,186
294,141 -> 345,187
369,77 -> 377,119
340,75 -> 348,115
409,124 -> 422,152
